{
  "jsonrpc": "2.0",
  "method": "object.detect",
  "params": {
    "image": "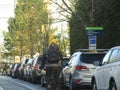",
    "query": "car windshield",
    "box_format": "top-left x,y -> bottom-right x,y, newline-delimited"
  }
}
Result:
80,54 -> 105,64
